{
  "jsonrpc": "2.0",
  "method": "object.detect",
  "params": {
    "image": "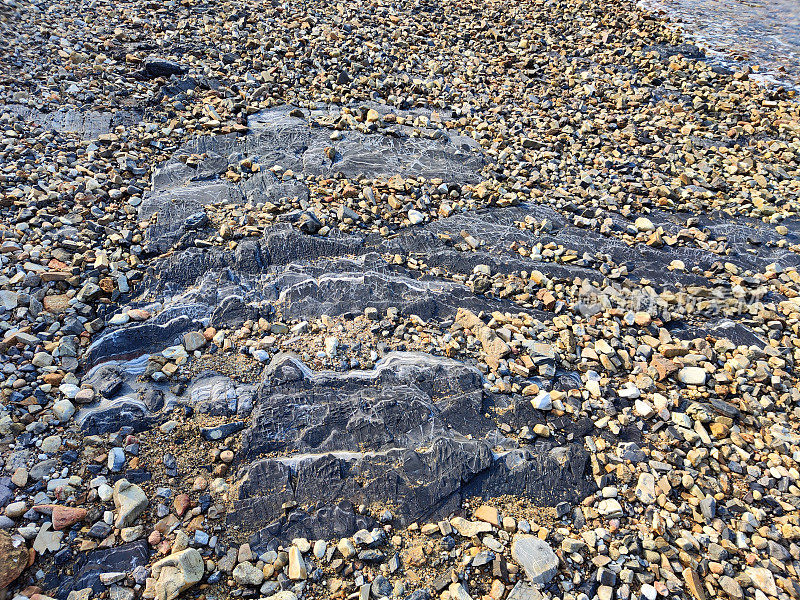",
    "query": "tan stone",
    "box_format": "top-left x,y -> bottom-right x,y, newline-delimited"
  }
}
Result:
683,567 -> 707,600
474,505 -> 501,528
